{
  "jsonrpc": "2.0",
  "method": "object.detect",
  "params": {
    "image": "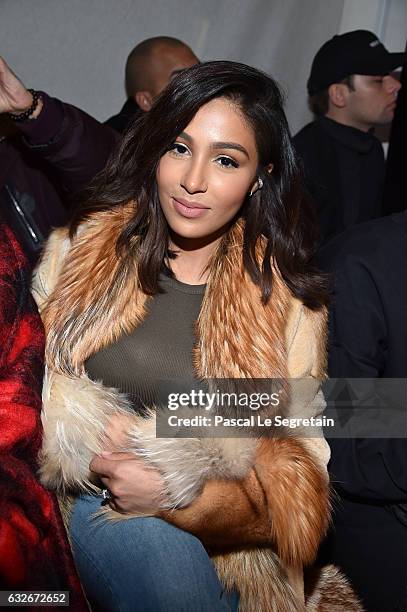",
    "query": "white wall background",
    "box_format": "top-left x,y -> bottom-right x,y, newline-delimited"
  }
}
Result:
0,0 -> 406,134
340,0 -> 407,49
